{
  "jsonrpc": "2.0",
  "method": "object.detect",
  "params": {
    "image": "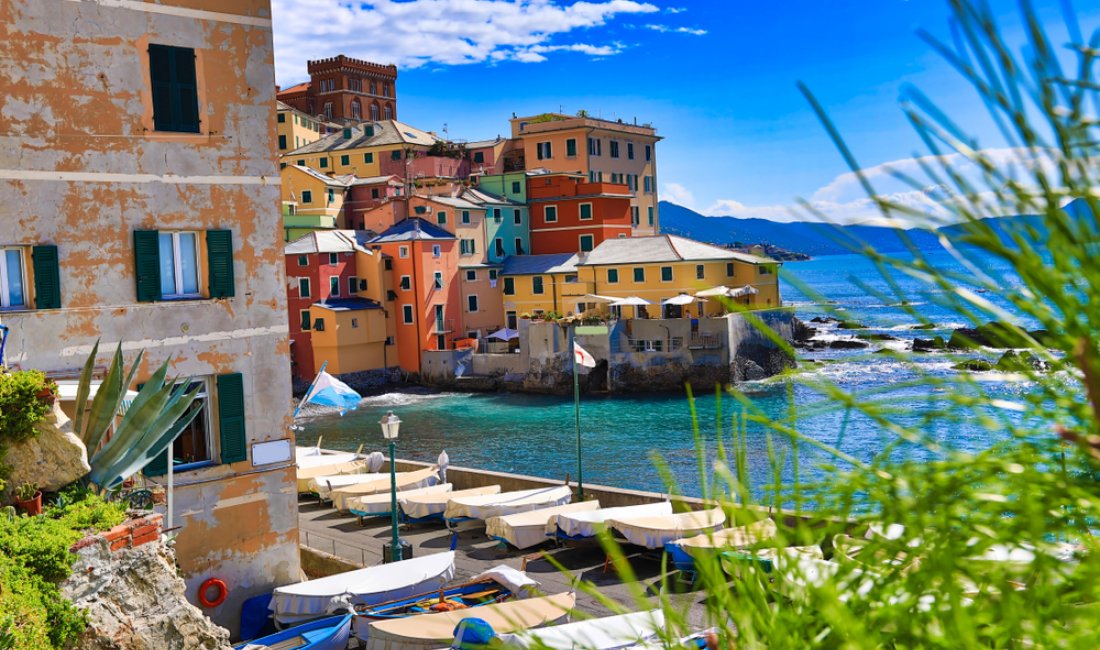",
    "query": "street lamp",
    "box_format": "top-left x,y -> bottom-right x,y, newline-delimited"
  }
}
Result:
379,410 -> 403,562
